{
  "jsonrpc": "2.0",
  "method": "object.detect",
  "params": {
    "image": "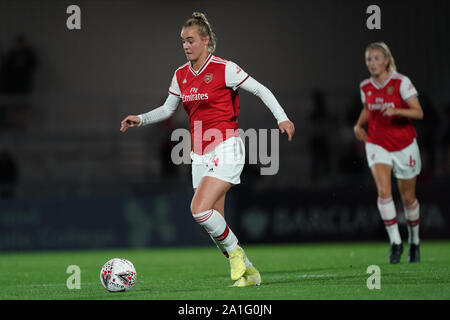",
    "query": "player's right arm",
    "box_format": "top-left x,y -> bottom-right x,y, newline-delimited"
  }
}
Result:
120,115 -> 141,132
353,86 -> 369,142
120,94 -> 180,132
353,107 -> 369,142
120,72 -> 181,132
